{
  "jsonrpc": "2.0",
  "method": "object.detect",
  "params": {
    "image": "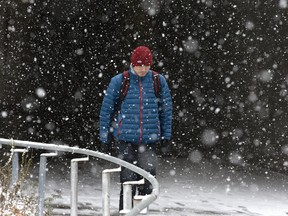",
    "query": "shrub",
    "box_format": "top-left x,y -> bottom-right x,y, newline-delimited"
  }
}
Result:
0,150 -> 37,216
